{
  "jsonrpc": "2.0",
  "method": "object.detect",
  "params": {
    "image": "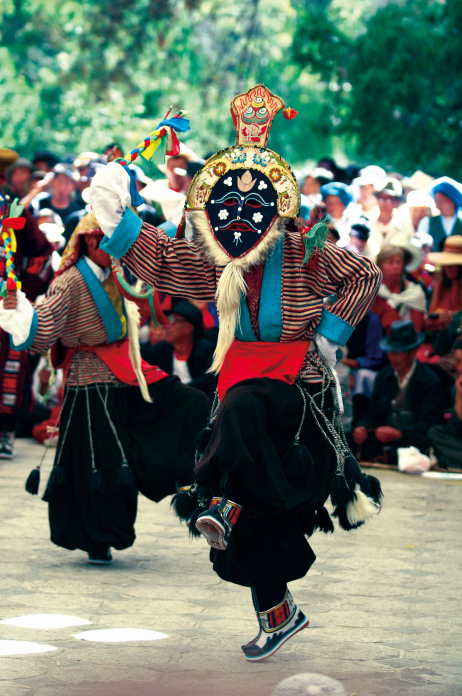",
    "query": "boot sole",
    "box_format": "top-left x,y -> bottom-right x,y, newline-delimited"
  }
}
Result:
243,616 -> 310,662
87,558 -> 113,565
195,516 -> 227,550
